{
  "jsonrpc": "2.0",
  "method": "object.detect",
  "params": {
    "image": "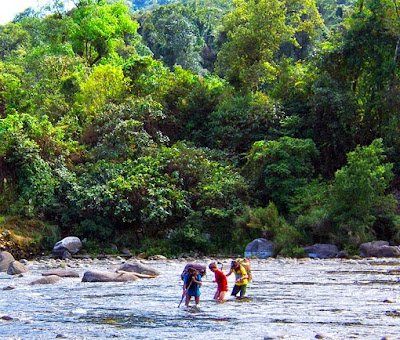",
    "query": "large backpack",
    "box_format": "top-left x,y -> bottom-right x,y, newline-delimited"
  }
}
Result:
180,263 -> 207,280
239,258 -> 252,282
